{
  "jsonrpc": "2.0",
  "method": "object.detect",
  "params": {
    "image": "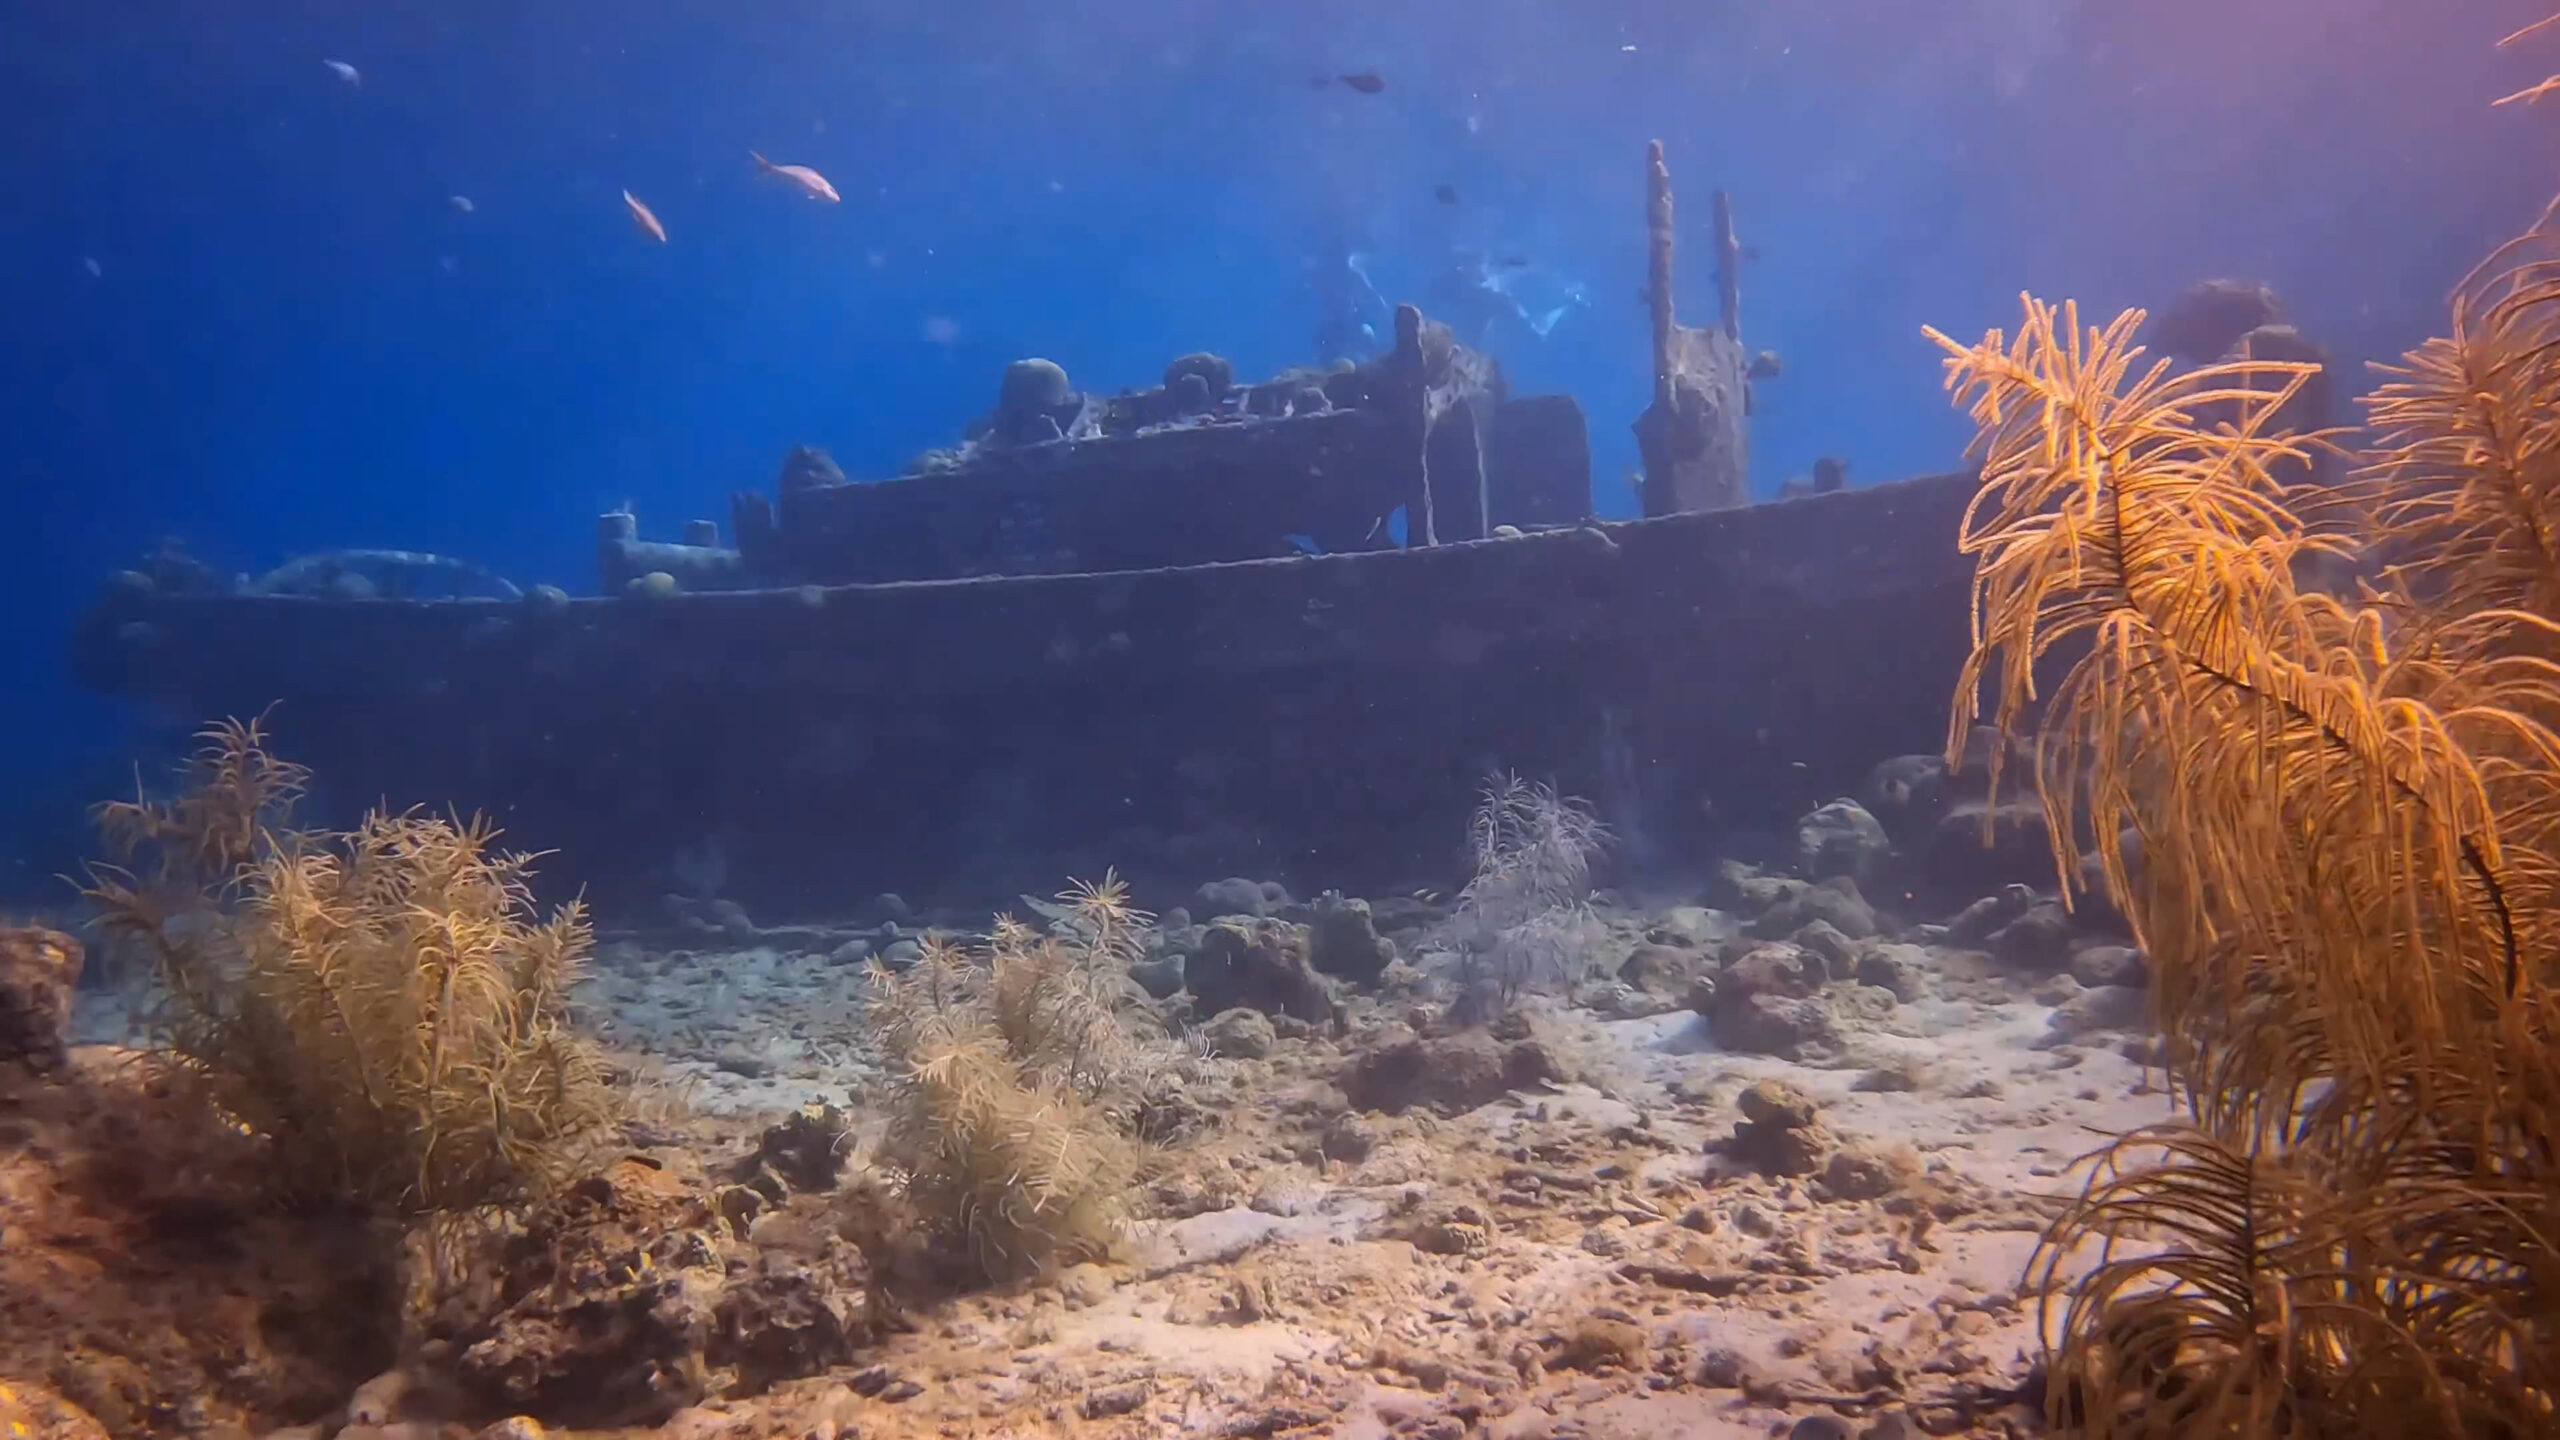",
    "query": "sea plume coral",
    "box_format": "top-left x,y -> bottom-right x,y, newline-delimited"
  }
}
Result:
1430,773 -> 1609,1019
2495,14 -> 2560,108
866,873 -> 1180,1282
84,718 -> 613,1217
1921,178 -> 2560,1432
2356,206 -> 2560,675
